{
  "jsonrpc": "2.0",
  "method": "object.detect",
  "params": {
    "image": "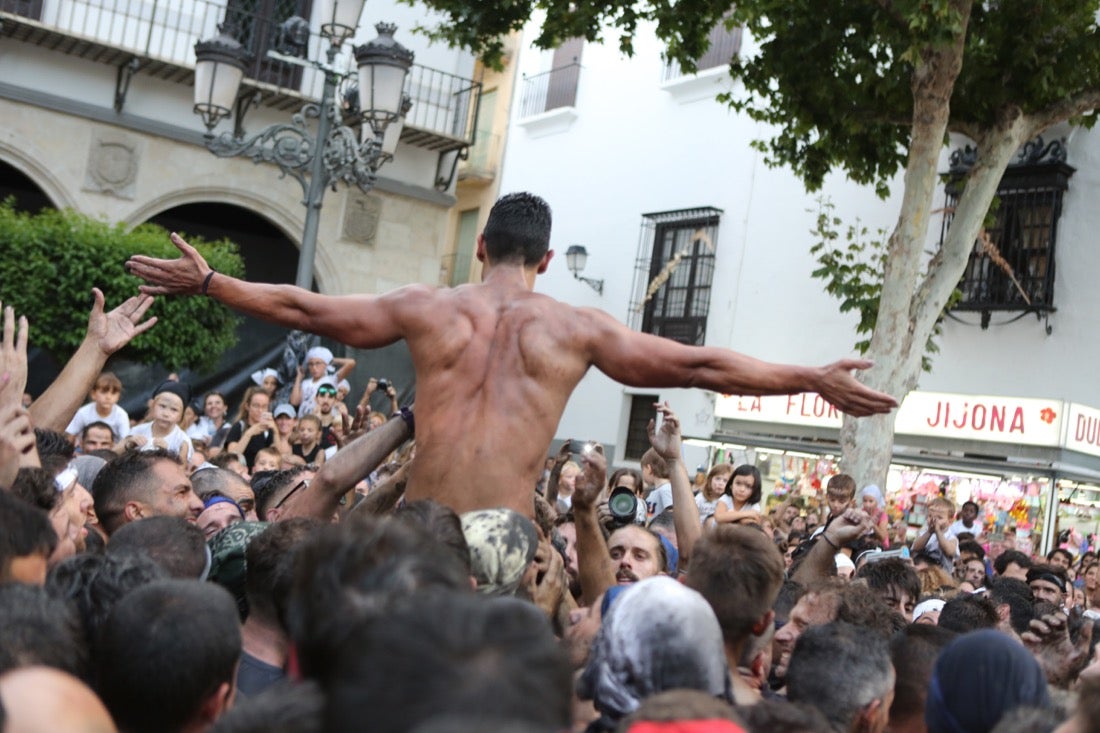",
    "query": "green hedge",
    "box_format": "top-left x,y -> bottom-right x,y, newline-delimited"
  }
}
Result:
0,202 -> 244,372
